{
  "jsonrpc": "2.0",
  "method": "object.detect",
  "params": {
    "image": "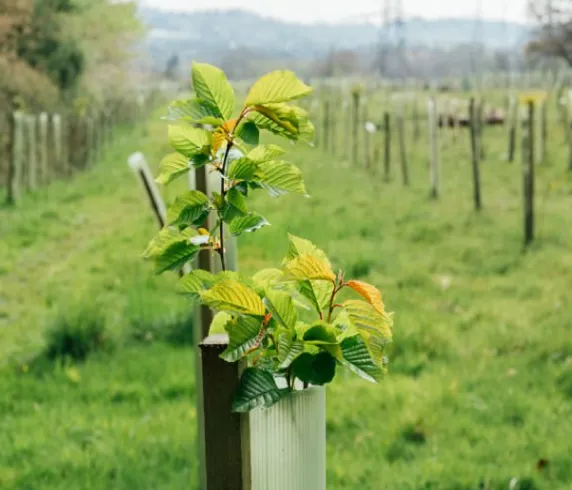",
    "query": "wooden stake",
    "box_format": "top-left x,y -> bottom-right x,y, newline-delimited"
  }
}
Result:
25,114 -> 37,191
469,98 -> 482,211
428,97 -> 440,199
540,99 -> 547,164
383,112 -> 391,182
523,101 -> 535,246
397,108 -> 409,186
352,91 -> 360,166
363,104 -> 371,169
7,112 -> 24,204
322,99 -> 330,153
507,95 -> 517,163
38,112 -> 49,185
